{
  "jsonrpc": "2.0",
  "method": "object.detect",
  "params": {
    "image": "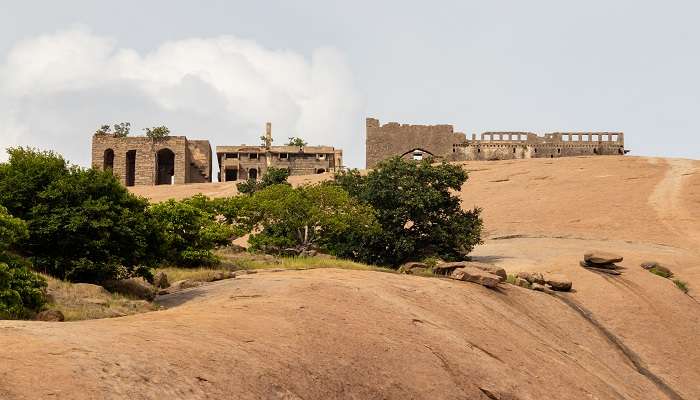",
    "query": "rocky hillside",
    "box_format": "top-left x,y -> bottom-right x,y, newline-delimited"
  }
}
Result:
1,155 -> 698,399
